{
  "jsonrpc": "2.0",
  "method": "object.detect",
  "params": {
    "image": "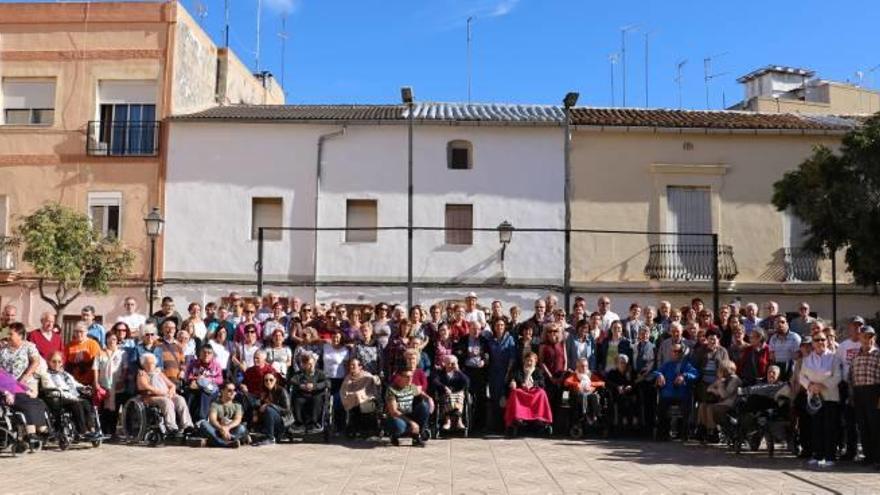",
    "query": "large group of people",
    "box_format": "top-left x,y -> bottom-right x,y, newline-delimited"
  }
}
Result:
0,292 -> 877,470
